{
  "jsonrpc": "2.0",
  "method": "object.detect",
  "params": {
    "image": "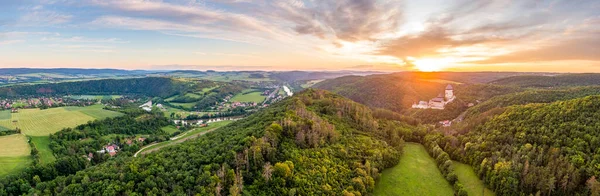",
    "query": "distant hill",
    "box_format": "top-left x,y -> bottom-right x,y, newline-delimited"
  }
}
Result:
2,89 -> 417,195
0,68 -> 152,75
489,73 -> 600,87
0,77 -> 187,98
270,71 -> 383,82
